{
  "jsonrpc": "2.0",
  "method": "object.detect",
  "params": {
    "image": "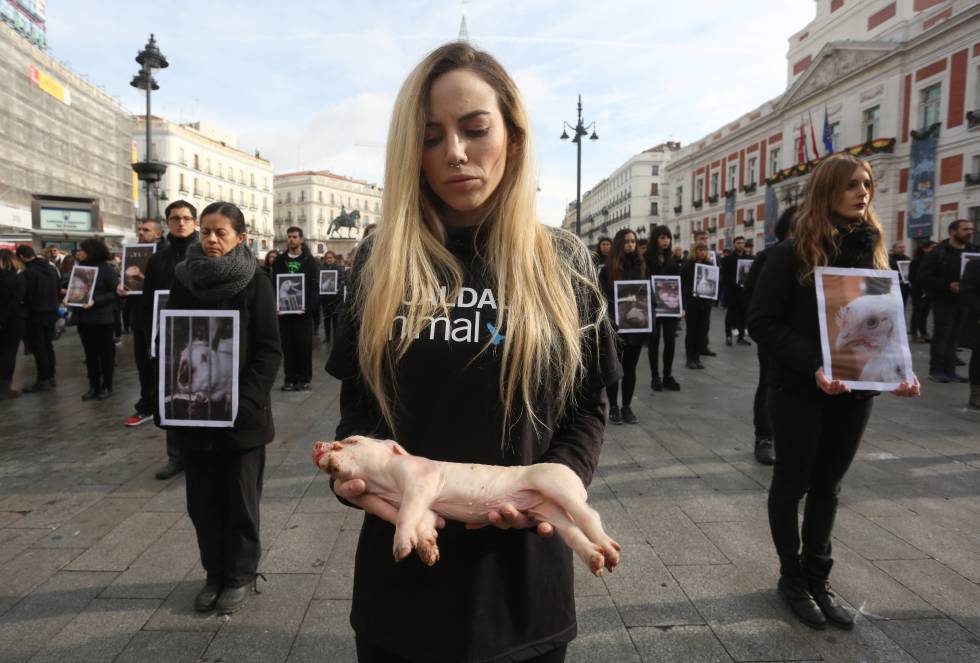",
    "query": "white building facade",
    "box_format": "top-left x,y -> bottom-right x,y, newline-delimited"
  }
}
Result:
562,142 -> 680,247
273,170 -> 382,256
666,0 -> 980,253
133,118 -> 275,256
